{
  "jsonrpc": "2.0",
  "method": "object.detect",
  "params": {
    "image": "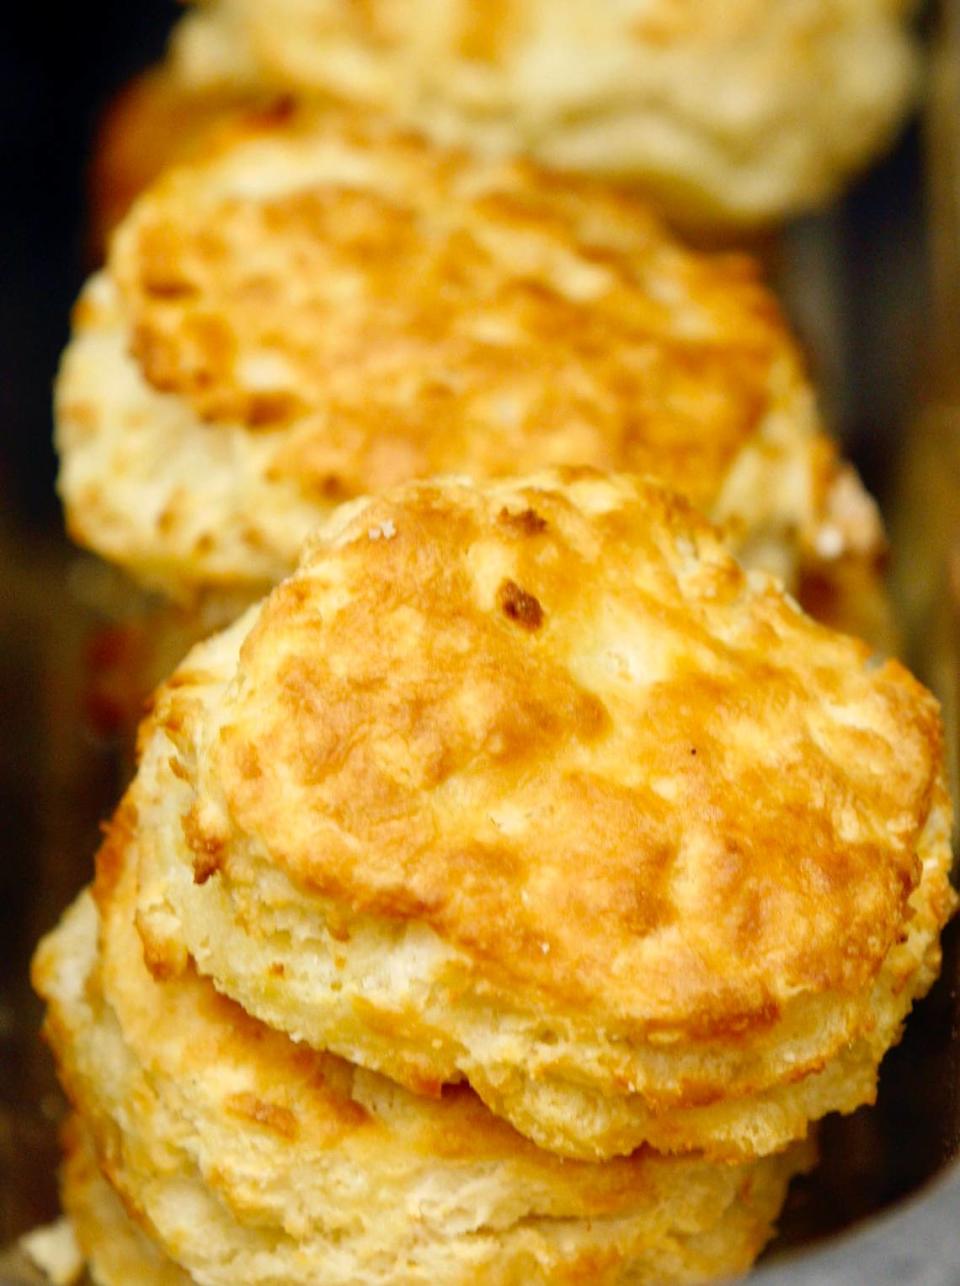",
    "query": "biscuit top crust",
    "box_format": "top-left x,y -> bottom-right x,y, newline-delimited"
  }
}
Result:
105,108 -> 801,514
173,471 -> 944,1039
